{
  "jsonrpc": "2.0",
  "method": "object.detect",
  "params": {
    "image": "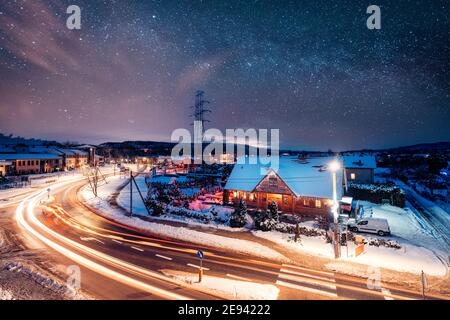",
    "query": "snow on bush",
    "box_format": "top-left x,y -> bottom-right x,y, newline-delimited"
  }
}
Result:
229,200 -> 248,228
